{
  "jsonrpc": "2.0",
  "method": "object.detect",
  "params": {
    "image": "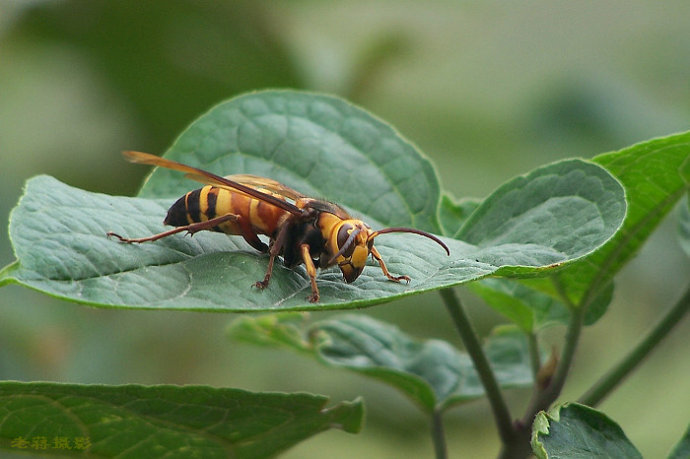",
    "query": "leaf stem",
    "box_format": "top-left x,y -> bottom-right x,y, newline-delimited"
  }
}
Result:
527,332 -> 541,381
521,303 -> 584,426
520,274 -> 587,429
578,283 -> 690,407
439,288 -> 516,445
494,302 -> 586,459
431,408 -> 447,459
